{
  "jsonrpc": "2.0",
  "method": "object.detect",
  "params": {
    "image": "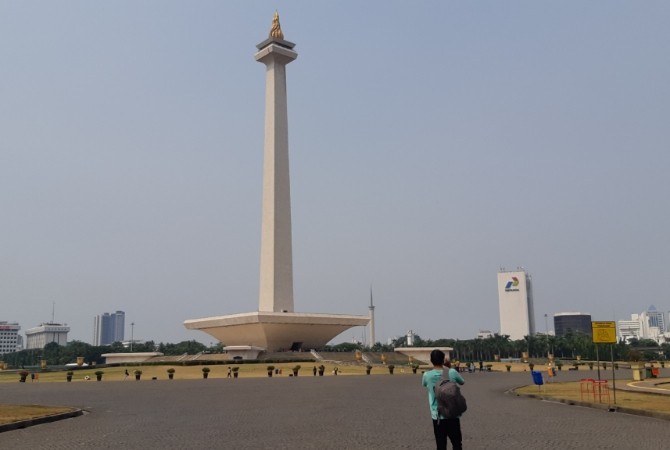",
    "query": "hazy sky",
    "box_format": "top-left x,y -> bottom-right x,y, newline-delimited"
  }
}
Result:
2,2 -> 669,346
